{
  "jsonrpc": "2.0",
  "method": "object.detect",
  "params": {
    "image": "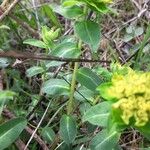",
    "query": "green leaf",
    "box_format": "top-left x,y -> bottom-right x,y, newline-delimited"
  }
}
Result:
97,82 -> 116,100
26,66 -> 45,77
126,25 -> 134,34
74,86 -> 95,102
45,61 -> 63,68
42,5 -> 61,28
137,122 -> 150,140
23,39 -> 47,48
60,115 -> 77,144
0,58 -> 9,68
0,91 -> 16,116
74,20 -> 100,52
41,26 -> 54,48
62,0 -> 79,7
134,27 -> 144,37
51,42 -> 81,58
90,129 -> 120,150
0,91 -> 16,101
41,127 -> 55,143
94,66 -> 112,81
46,42 -> 81,68
76,67 -> 102,92
0,117 -> 27,150
82,102 -> 111,127
42,79 -> 70,96
80,0 -> 109,13
123,34 -> 133,42
79,102 -> 91,116
0,25 -> 10,30
51,4 -> 83,19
